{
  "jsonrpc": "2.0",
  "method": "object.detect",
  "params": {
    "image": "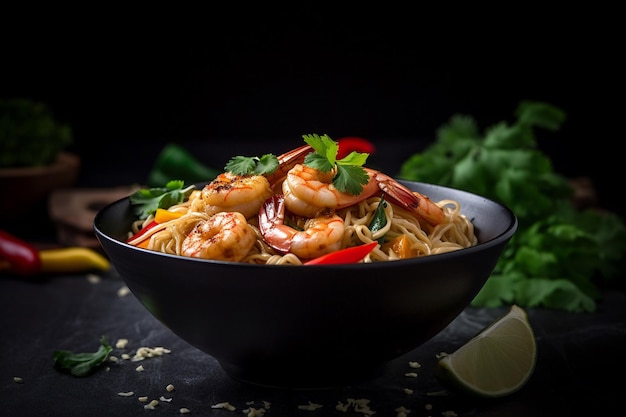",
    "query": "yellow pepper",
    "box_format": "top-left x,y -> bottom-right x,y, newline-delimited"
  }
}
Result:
38,247 -> 110,273
154,208 -> 184,224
